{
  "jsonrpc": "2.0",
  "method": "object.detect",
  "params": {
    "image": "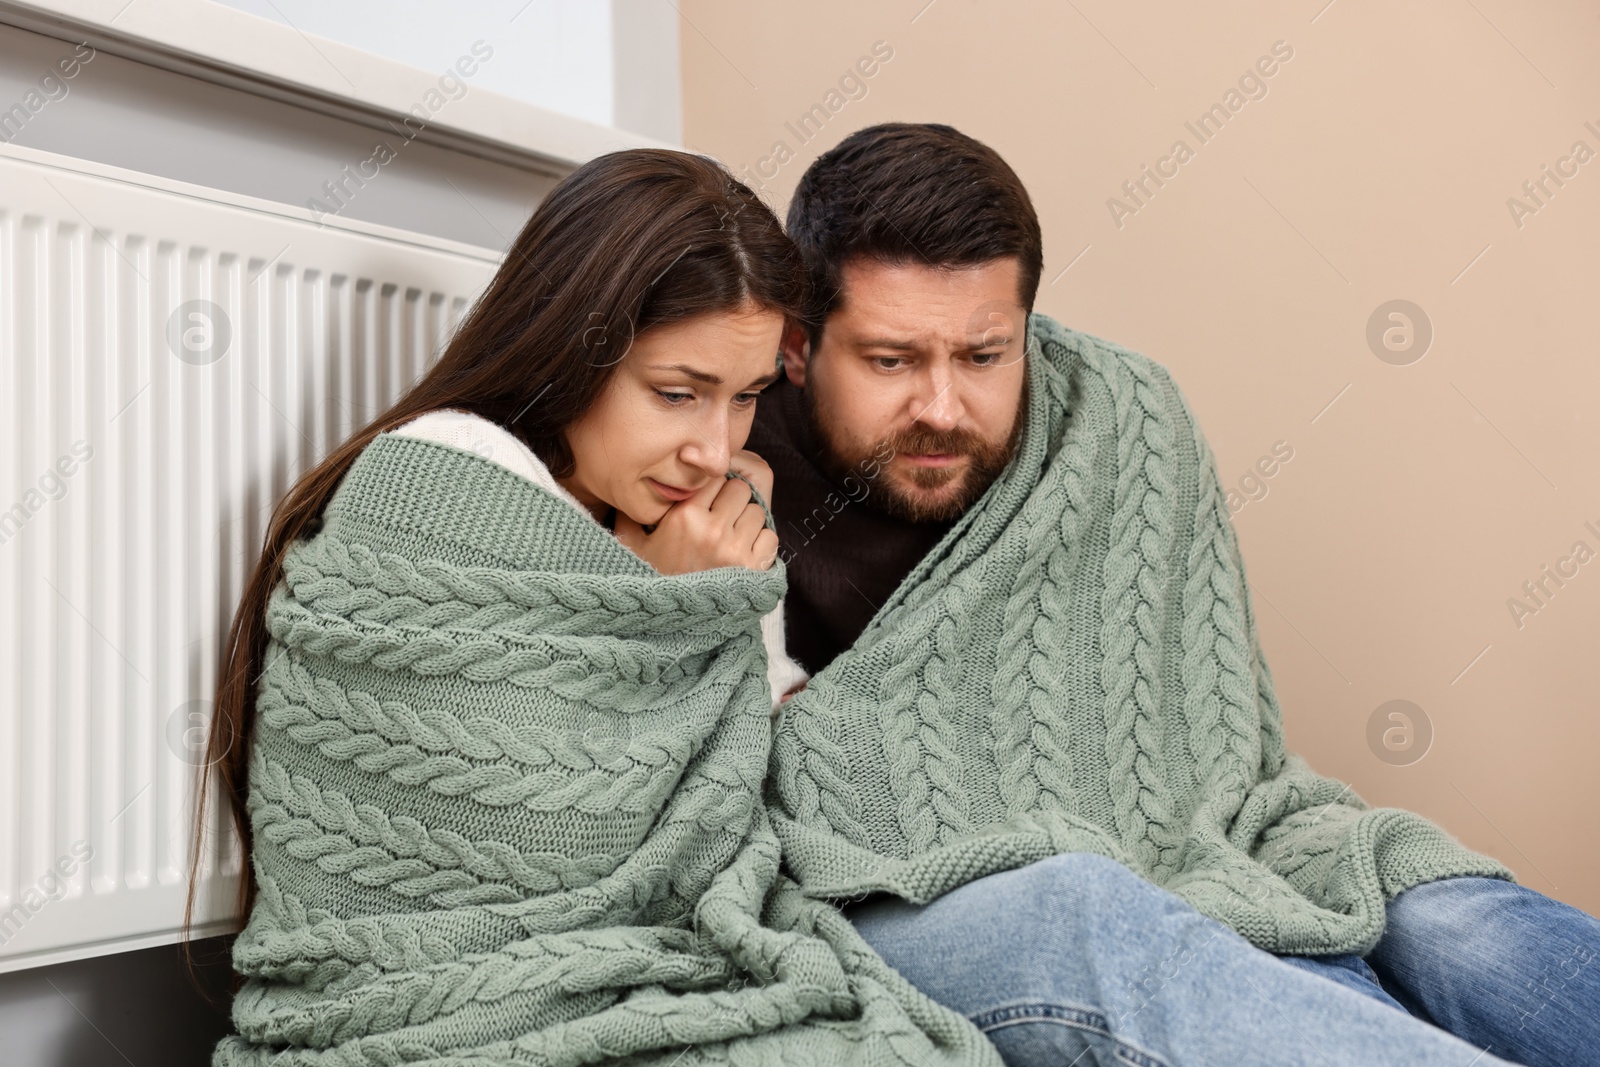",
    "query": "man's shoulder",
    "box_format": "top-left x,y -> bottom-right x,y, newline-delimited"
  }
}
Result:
1028,312 -> 1206,452
749,376 -> 798,448
1028,312 -> 1179,393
